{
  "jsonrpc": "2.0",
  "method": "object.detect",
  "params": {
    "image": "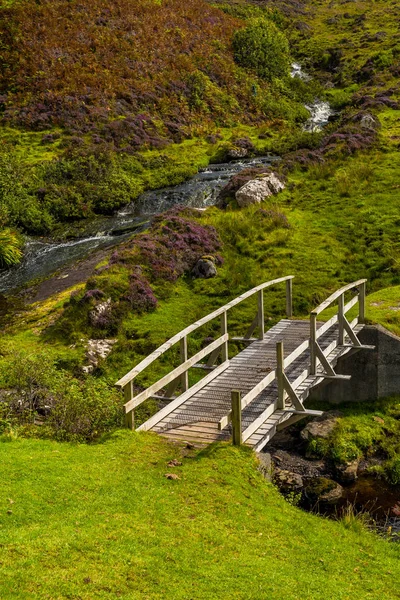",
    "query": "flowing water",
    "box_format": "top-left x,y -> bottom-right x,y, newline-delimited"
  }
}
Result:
0,156 -> 277,293
291,62 -> 335,131
318,476 -> 400,540
0,64 -> 334,294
